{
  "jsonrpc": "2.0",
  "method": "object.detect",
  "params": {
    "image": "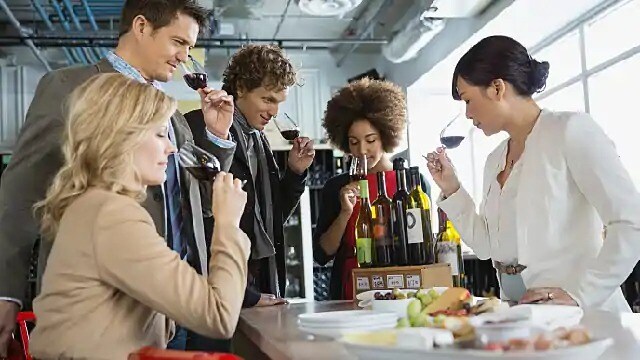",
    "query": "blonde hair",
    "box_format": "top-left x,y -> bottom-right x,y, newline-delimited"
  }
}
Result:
35,73 -> 177,239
